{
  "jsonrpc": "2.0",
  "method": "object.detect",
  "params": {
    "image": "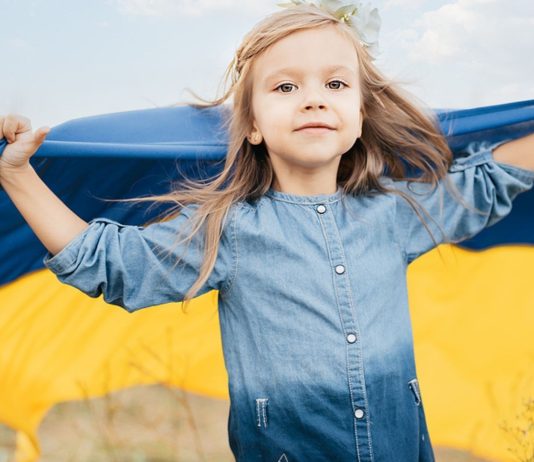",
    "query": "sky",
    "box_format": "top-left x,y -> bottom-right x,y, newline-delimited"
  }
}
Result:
0,0 -> 533,129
